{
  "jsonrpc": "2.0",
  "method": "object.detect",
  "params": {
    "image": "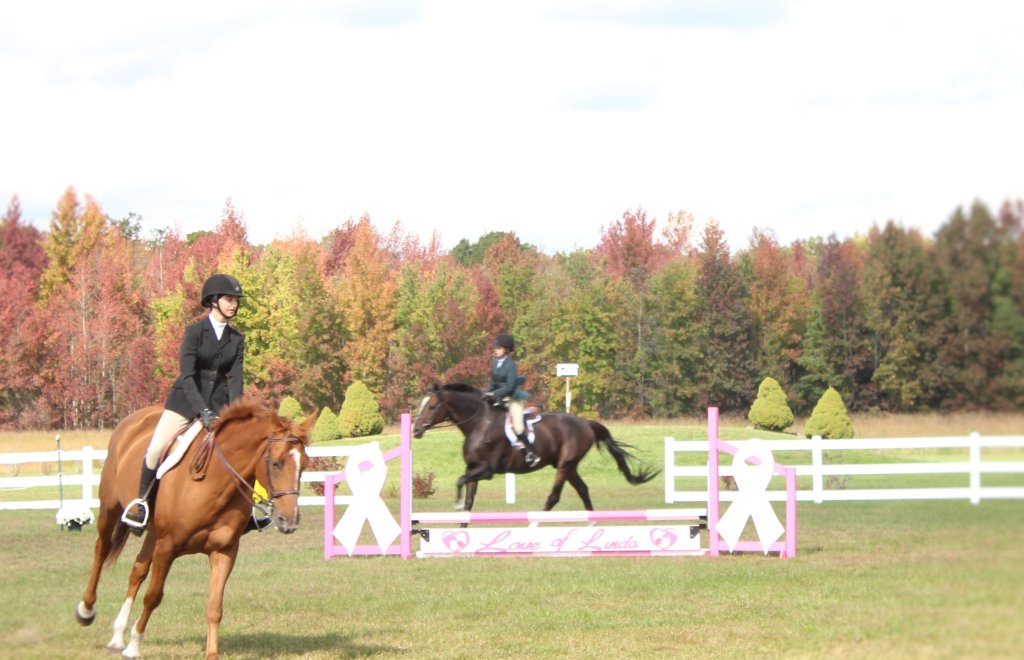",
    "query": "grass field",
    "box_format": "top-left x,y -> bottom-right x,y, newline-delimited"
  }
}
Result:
2,415 -> 1023,658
